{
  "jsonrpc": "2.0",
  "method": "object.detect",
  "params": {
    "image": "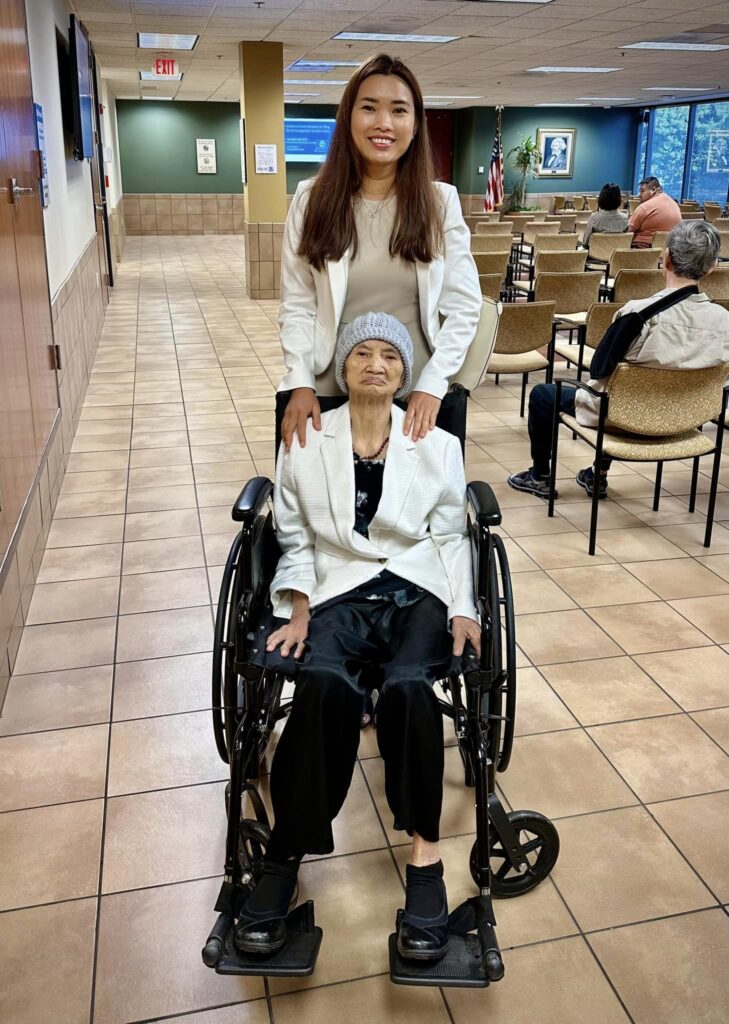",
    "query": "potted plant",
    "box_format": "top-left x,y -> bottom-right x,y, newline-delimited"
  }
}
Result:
506,136 -> 542,210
